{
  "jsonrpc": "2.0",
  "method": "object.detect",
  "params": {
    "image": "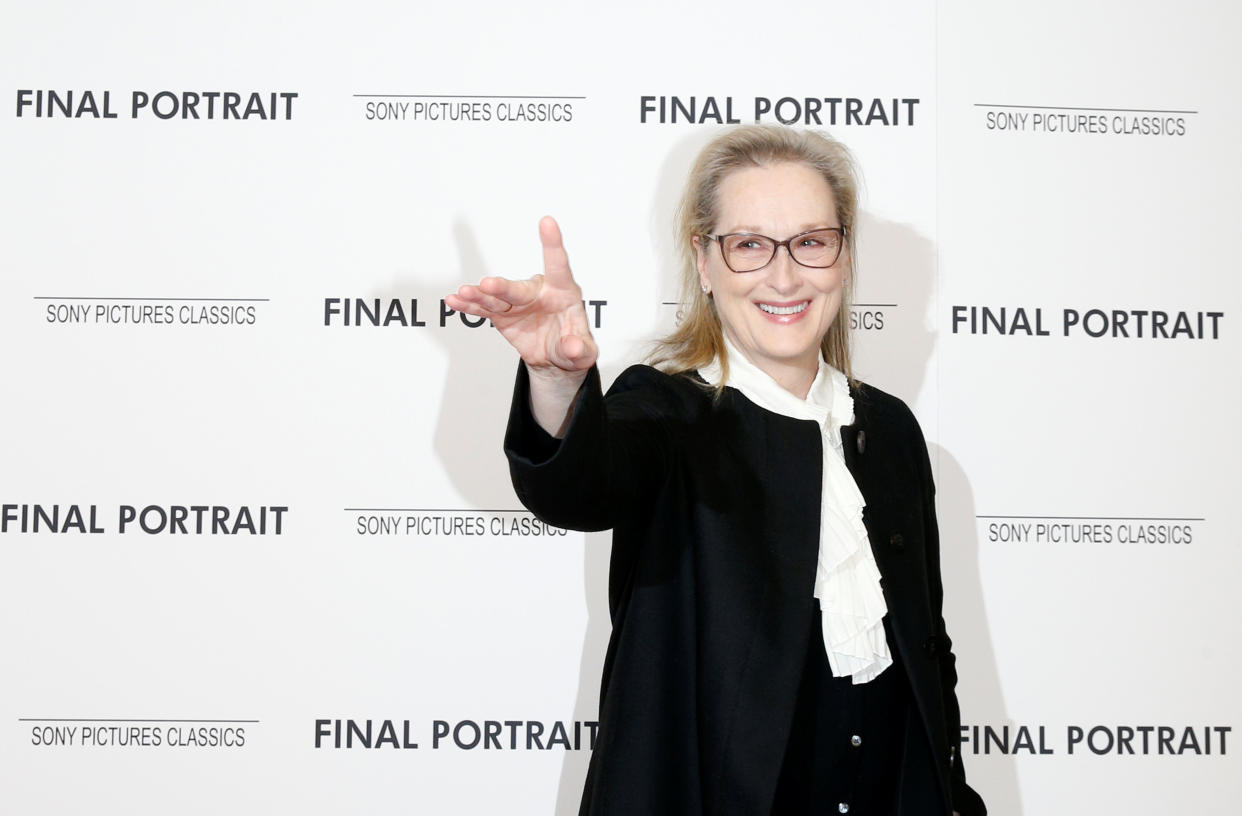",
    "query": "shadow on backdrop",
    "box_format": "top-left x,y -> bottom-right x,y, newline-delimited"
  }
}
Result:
933,442 -> 1021,814
420,219 -> 615,815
